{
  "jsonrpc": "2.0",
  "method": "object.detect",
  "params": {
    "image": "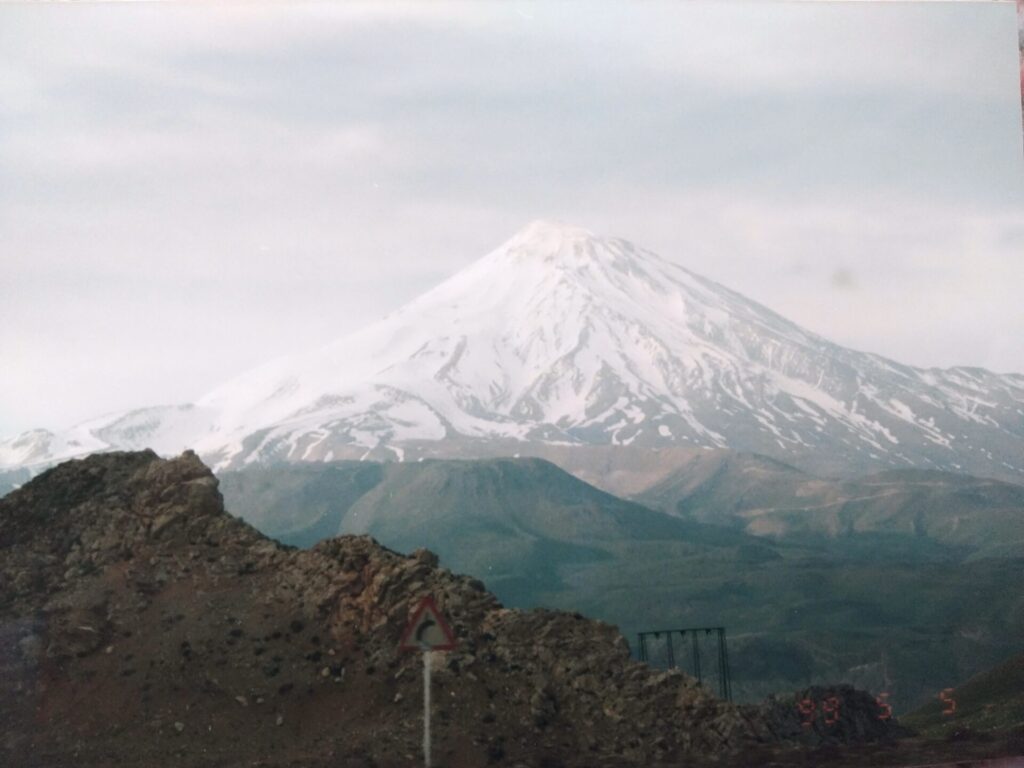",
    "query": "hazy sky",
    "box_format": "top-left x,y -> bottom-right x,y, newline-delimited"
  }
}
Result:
1,1 -> 1022,438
